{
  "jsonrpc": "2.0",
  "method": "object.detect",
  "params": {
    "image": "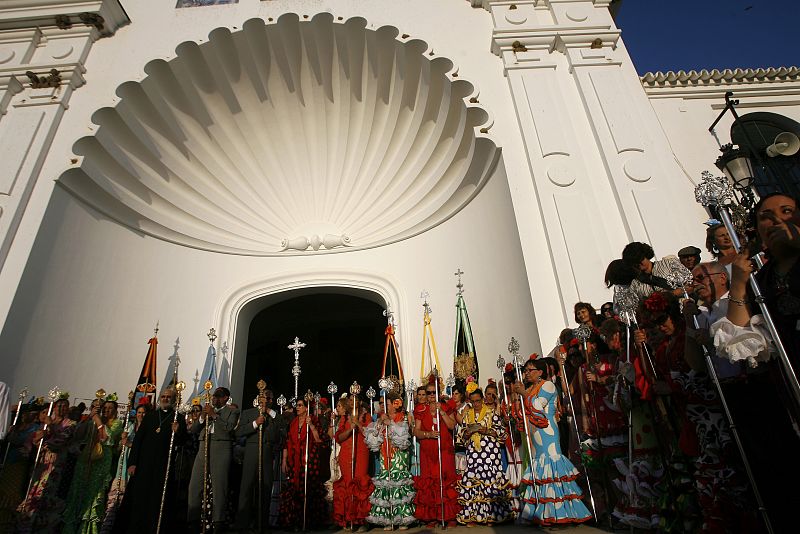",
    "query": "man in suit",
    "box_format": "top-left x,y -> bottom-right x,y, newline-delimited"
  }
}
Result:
234,389 -> 281,532
187,386 -> 240,532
